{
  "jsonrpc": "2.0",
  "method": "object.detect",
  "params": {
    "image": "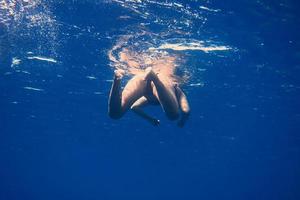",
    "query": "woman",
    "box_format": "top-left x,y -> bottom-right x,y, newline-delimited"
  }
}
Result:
108,67 -> 190,127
